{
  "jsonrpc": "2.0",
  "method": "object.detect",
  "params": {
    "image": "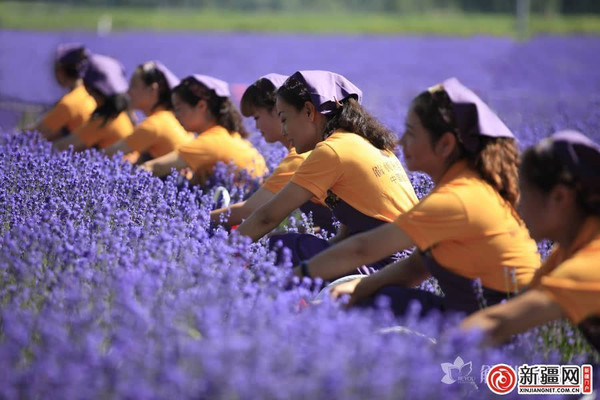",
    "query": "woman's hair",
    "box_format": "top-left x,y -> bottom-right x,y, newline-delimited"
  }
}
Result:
136,62 -> 173,111
521,143 -> 600,215
240,78 -> 277,117
55,48 -> 89,80
277,77 -> 396,151
173,79 -> 249,138
86,86 -> 129,126
411,89 -> 520,207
